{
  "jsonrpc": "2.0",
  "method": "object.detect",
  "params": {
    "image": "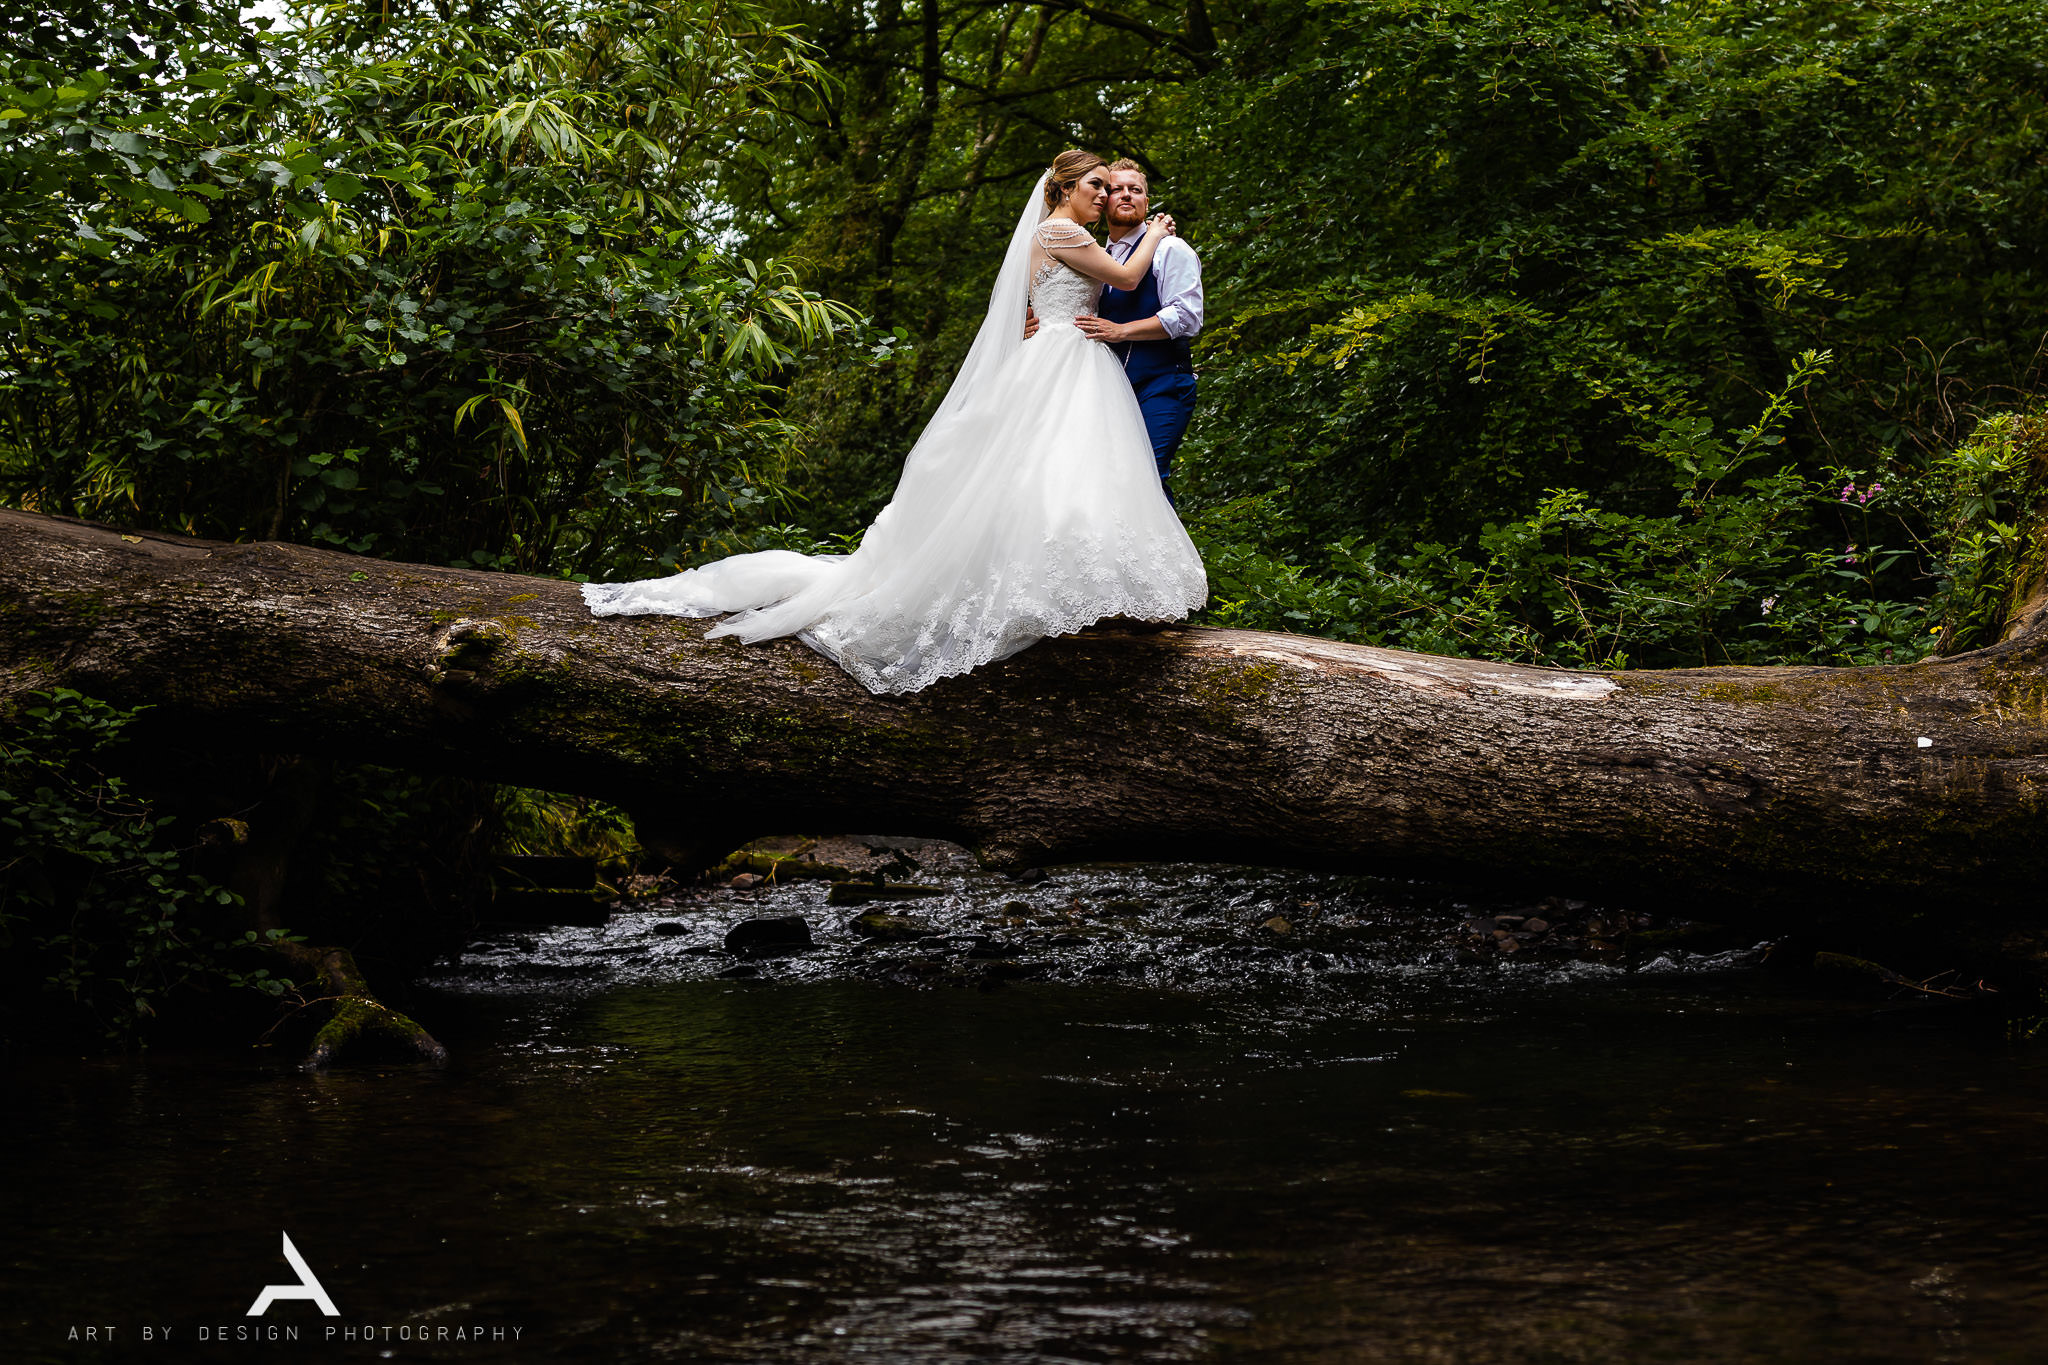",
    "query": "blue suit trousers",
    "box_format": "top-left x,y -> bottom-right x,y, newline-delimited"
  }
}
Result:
1131,370 -> 1198,504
